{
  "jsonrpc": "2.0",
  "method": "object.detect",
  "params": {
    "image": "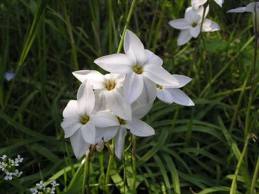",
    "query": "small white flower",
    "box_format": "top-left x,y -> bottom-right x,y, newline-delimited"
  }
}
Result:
94,30 -> 182,104
72,70 -> 132,120
169,6 -> 220,46
192,0 -> 223,9
156,75 -> 194,106
61,81 -> 119,158
30,180 -> 59,194
4,71 -> 15,81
